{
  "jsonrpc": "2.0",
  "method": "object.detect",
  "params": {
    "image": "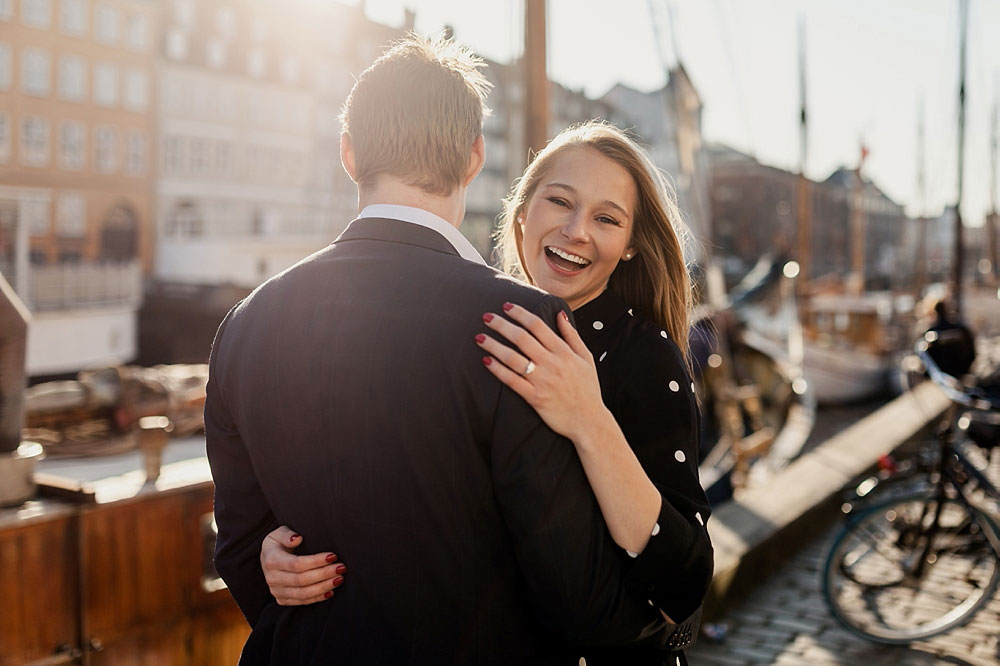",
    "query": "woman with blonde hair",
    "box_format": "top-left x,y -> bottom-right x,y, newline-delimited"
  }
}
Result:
261,121 -> 713,664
